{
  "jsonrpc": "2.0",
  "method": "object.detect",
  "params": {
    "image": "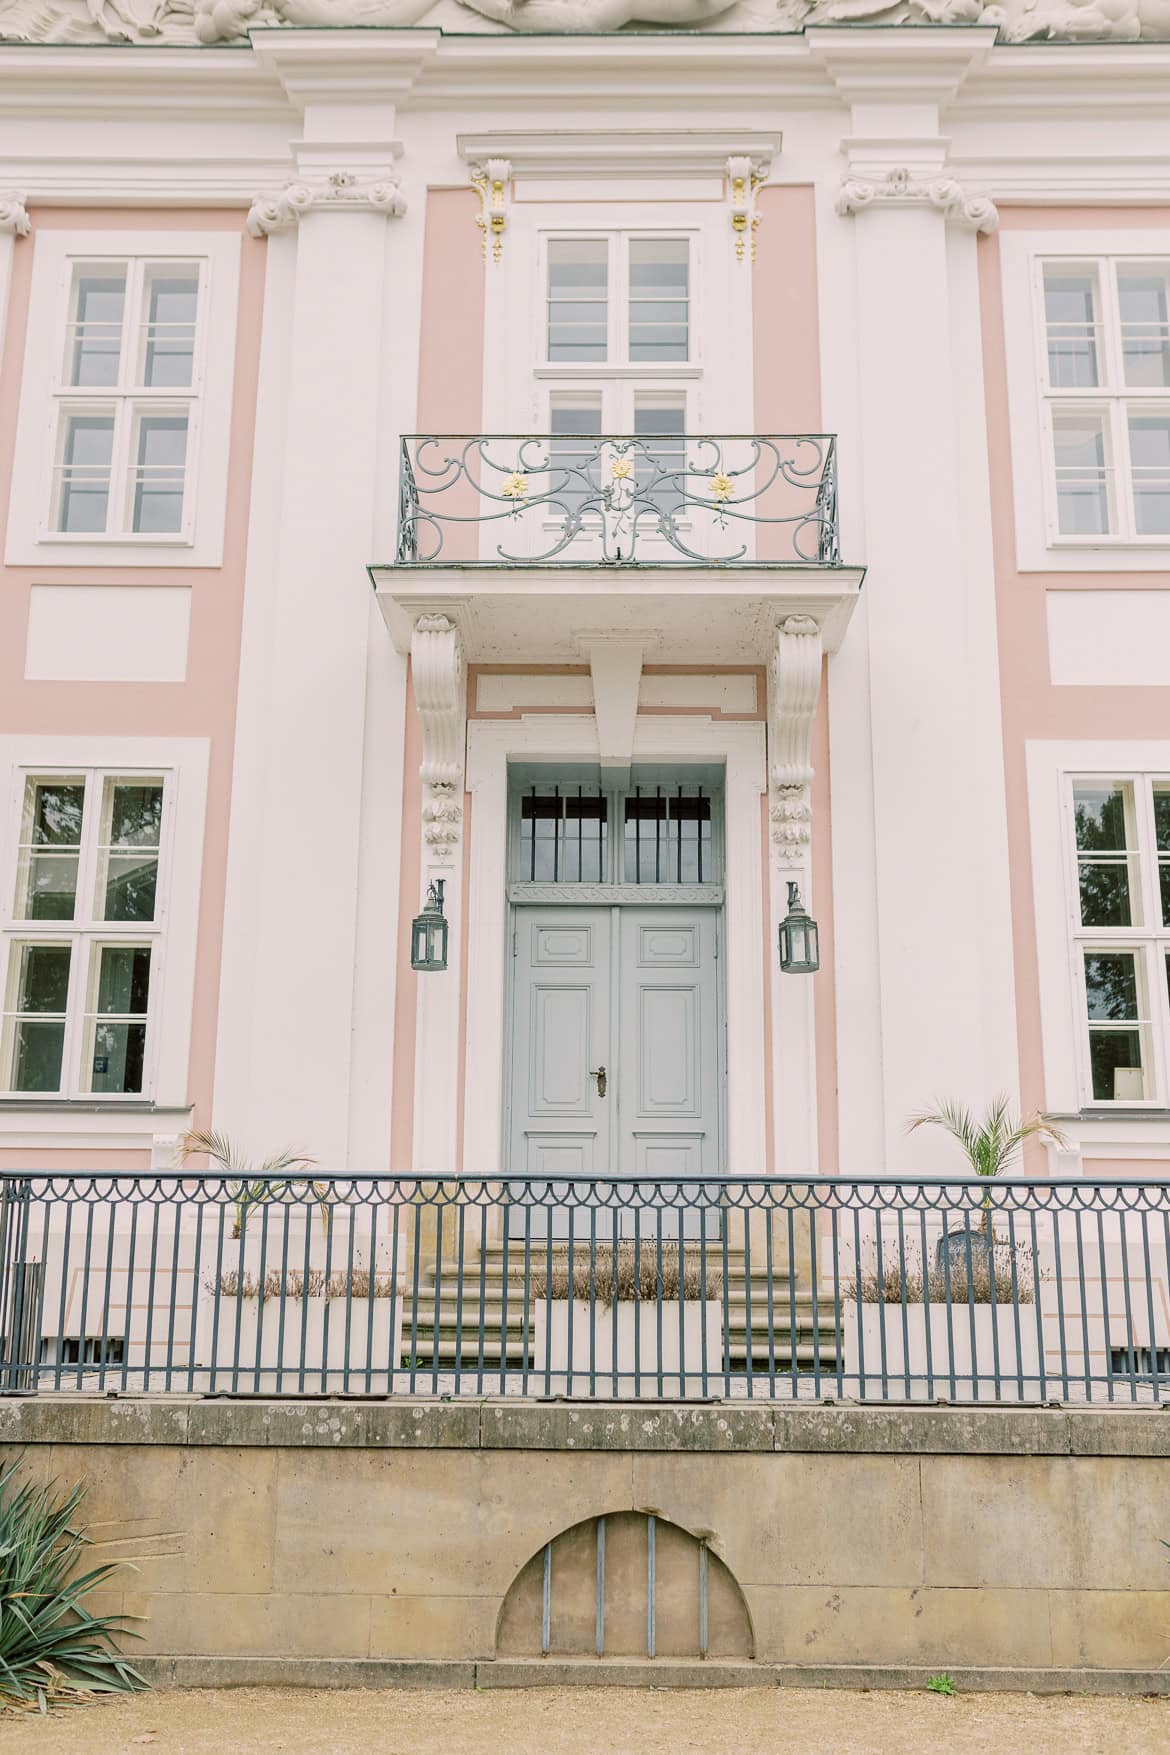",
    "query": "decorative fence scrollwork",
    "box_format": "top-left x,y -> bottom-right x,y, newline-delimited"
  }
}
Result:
395,433 -> 840,567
